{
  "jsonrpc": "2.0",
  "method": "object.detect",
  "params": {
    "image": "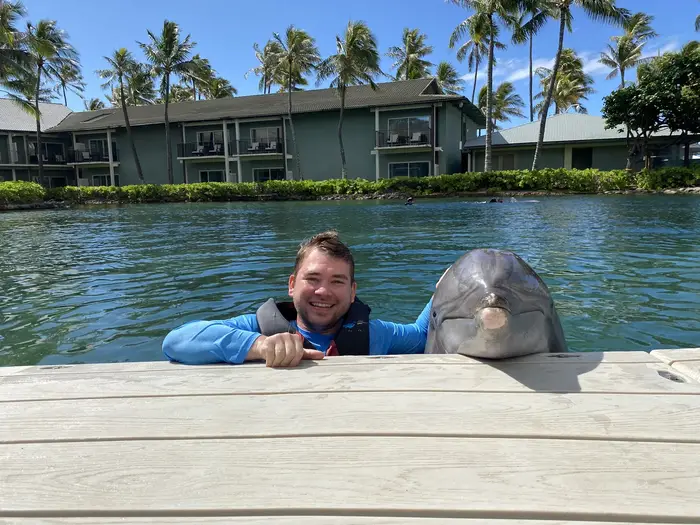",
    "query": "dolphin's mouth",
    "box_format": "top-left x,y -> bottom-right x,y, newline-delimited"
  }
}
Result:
477,306 -> 508,329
